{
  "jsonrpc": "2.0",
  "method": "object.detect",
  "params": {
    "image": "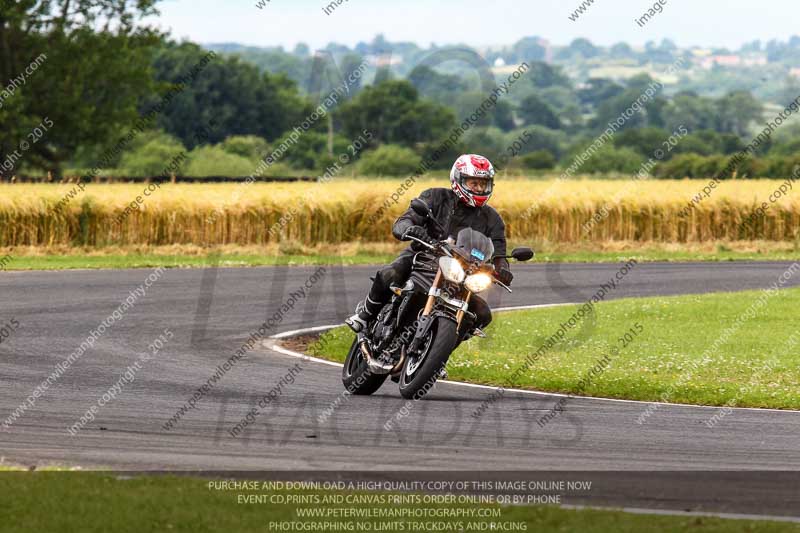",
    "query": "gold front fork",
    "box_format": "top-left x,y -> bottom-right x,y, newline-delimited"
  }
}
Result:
422,269 -> 441,316
456,291 -> 472,333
